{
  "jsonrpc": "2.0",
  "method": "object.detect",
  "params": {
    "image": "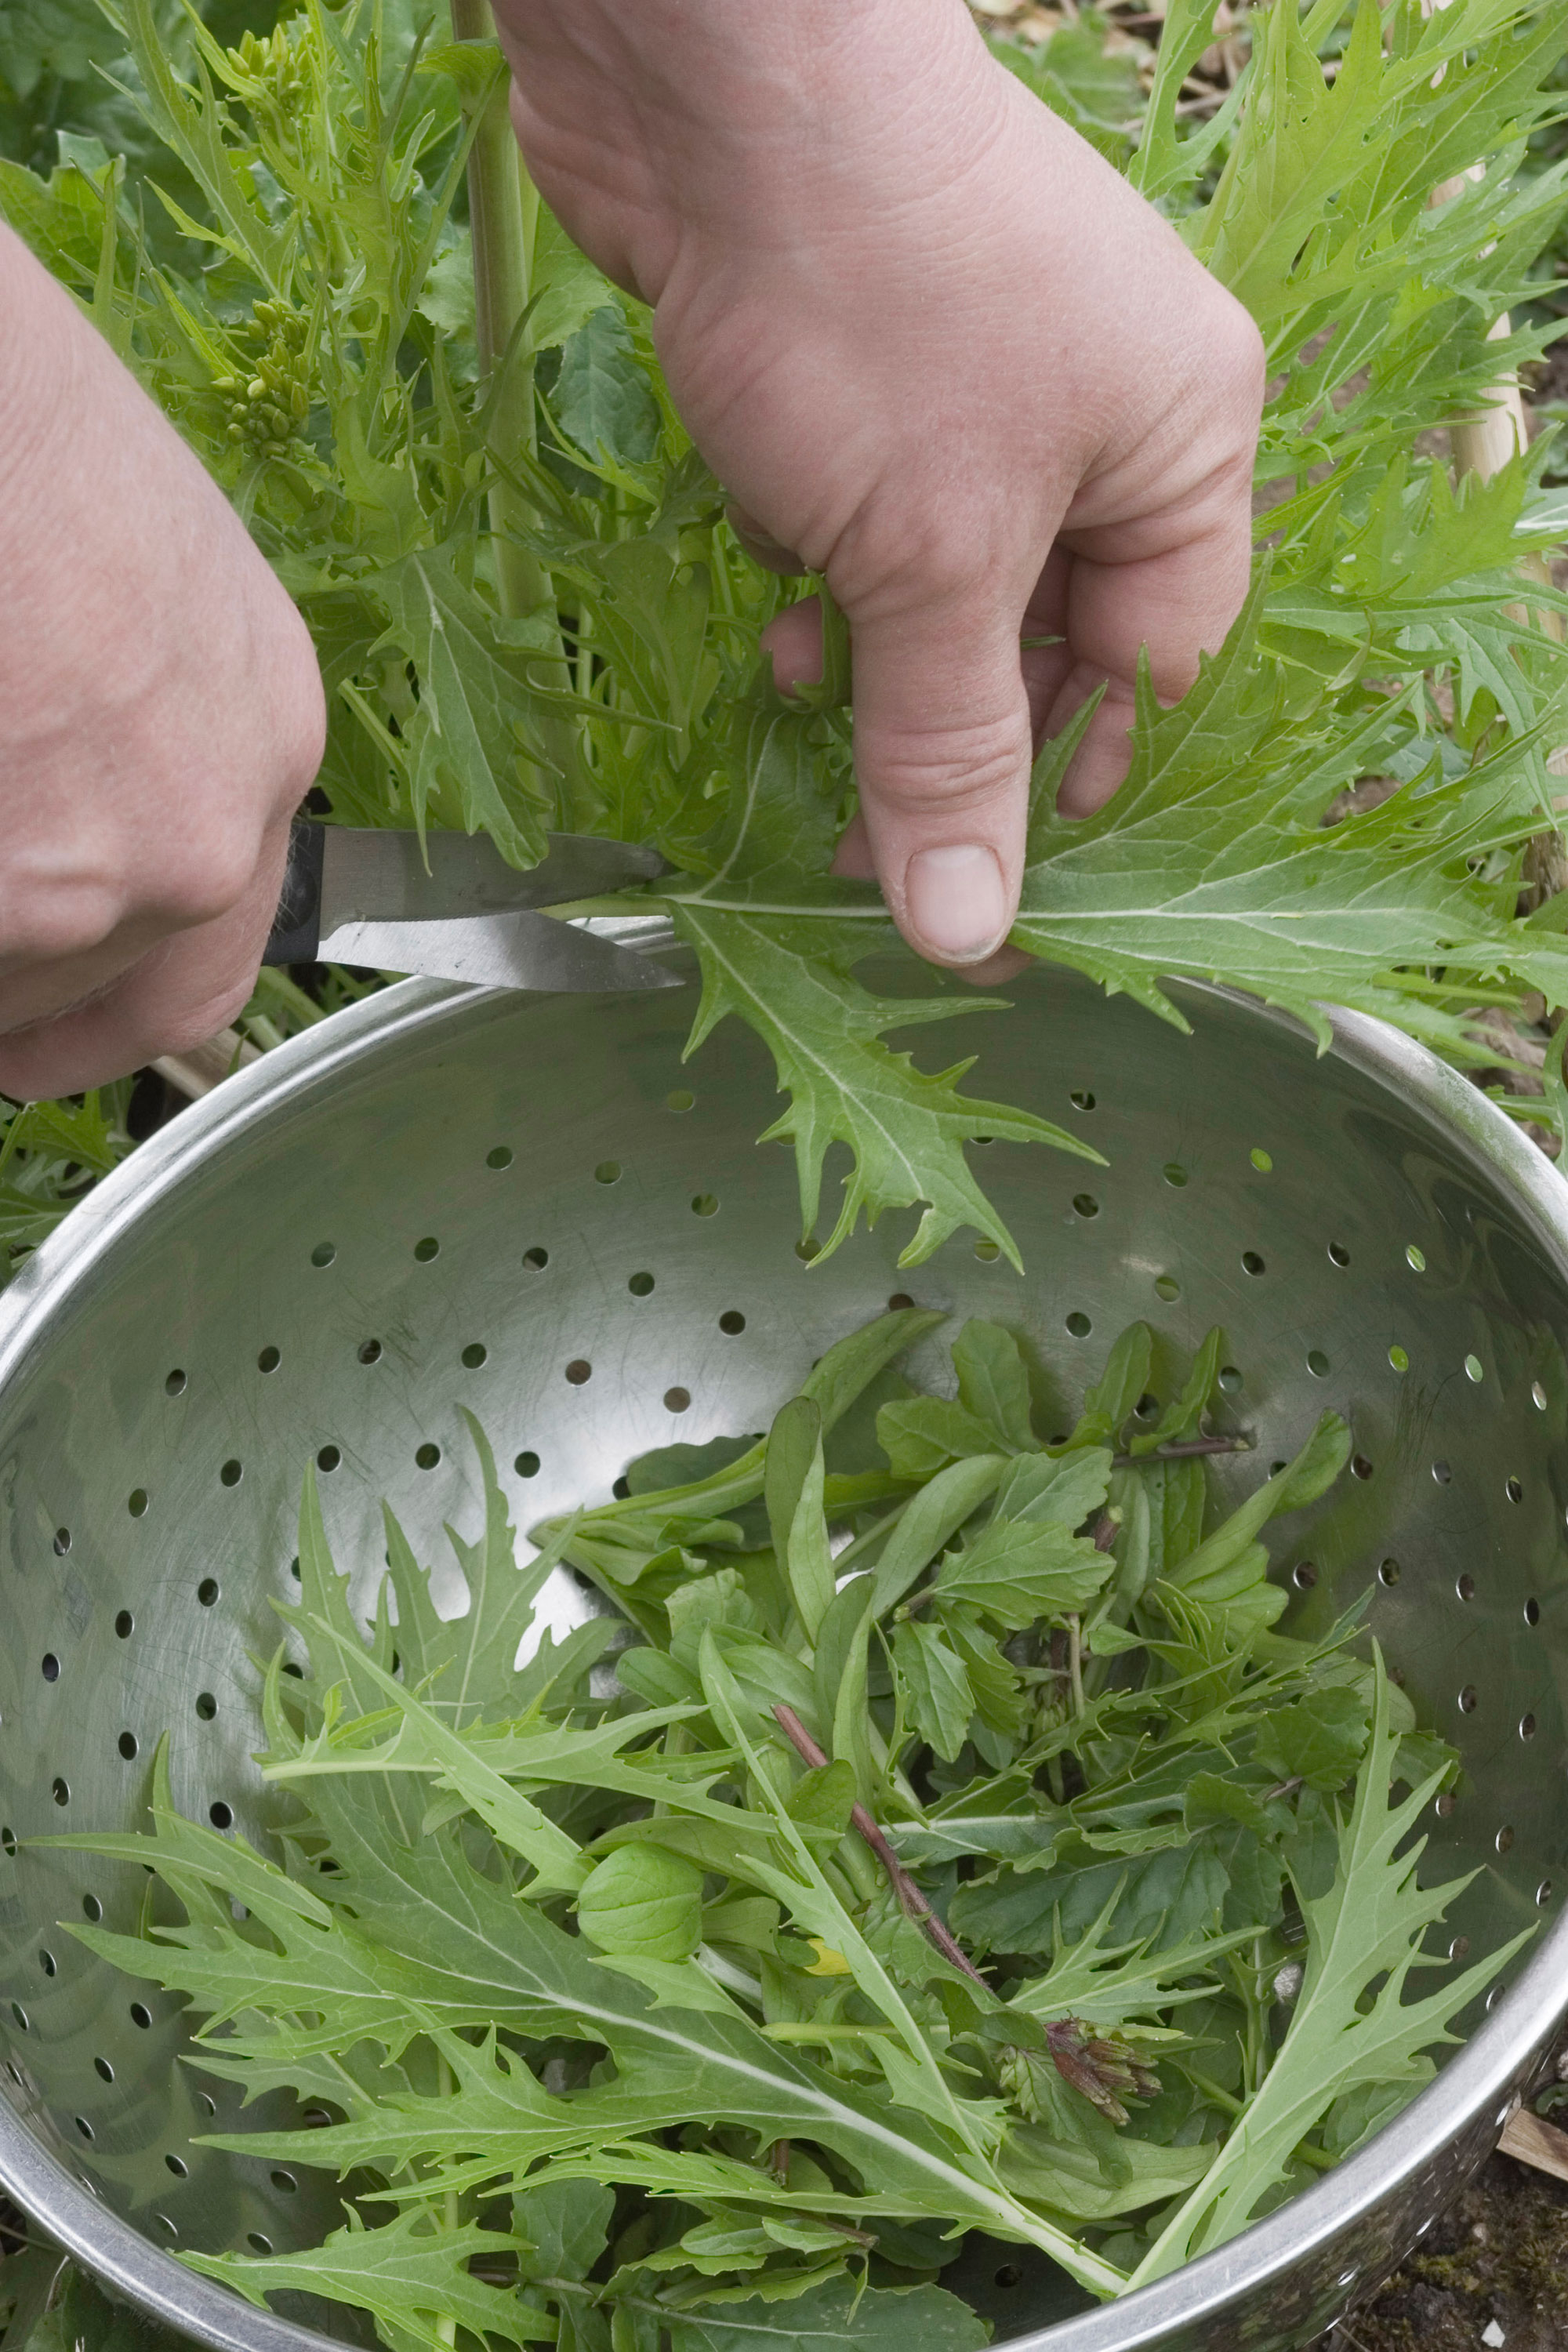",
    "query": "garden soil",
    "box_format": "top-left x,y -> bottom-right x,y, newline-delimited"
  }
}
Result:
1316,2151 -> 1568,2352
